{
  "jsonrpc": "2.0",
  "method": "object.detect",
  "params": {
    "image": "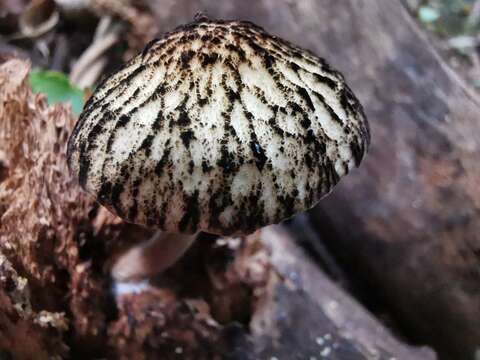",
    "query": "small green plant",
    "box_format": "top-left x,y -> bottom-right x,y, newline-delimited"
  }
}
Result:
29,70 -> 85,116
